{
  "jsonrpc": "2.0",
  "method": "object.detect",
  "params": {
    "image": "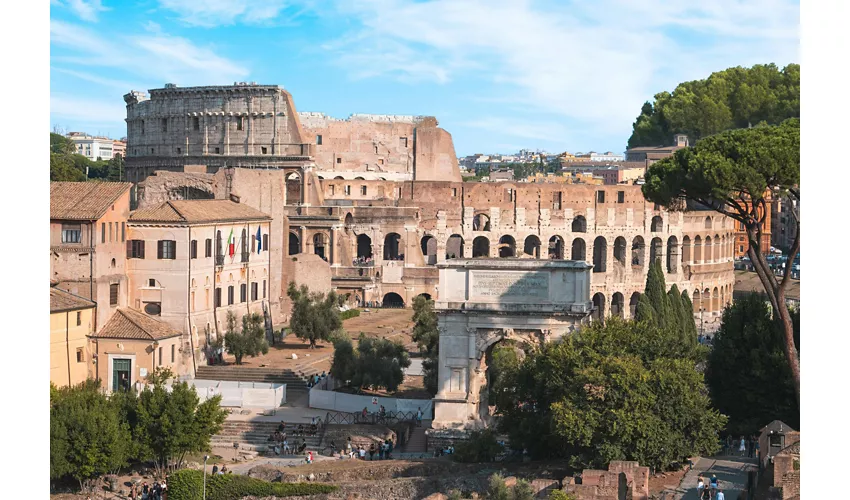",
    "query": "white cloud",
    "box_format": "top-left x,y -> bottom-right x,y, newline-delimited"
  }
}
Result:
51,93 -> 127,124
60,0 -> 109,22
156,0 -> 289,27
52,67 -> 141,91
